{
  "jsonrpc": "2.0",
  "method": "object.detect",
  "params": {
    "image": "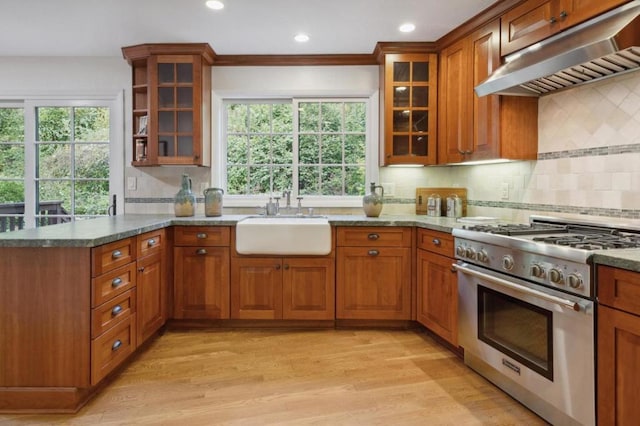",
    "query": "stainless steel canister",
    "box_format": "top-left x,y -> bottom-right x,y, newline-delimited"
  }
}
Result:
446,194 -> 462,218
427,194 -> 441,217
